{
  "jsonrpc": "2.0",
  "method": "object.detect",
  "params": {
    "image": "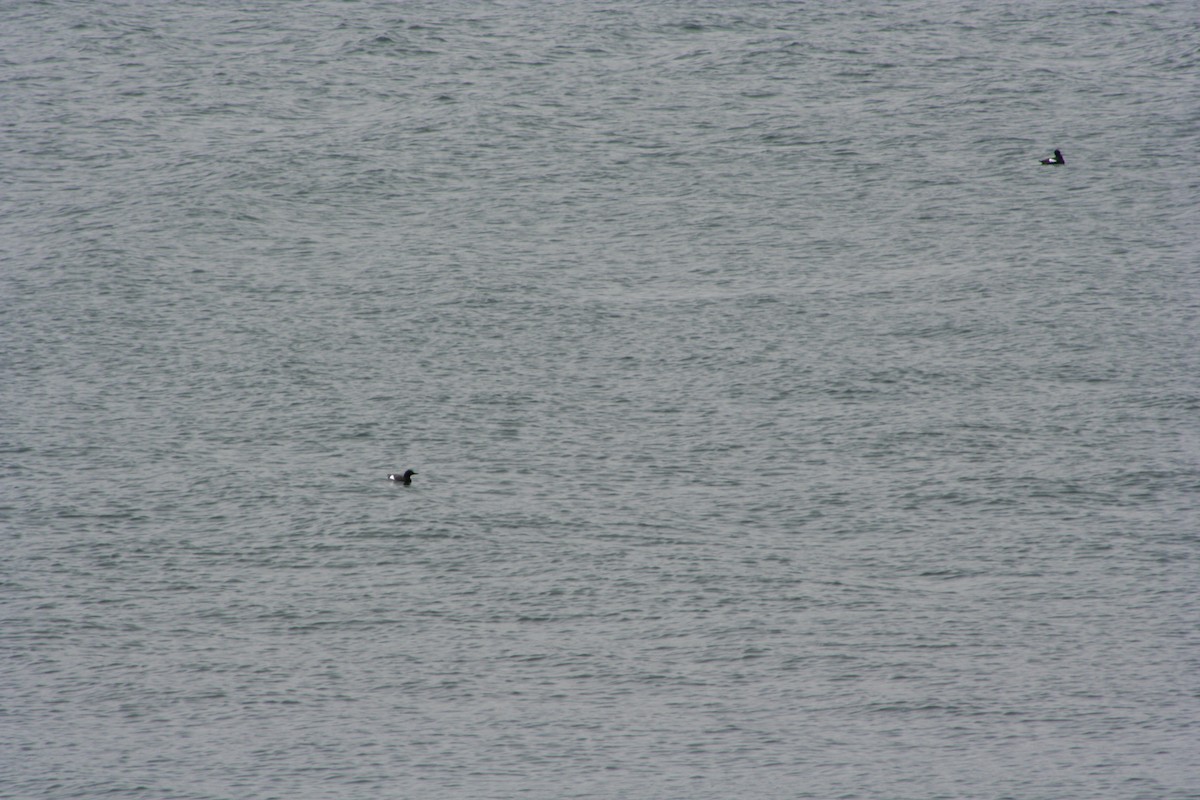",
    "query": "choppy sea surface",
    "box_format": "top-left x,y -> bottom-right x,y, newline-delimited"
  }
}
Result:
3,1 -> 1198,798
